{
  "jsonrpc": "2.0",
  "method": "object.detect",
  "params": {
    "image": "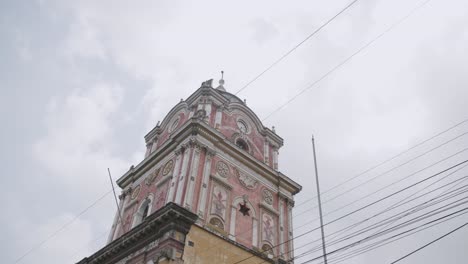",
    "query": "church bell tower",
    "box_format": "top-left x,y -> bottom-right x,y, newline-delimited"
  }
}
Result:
78,77 -> 302,264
